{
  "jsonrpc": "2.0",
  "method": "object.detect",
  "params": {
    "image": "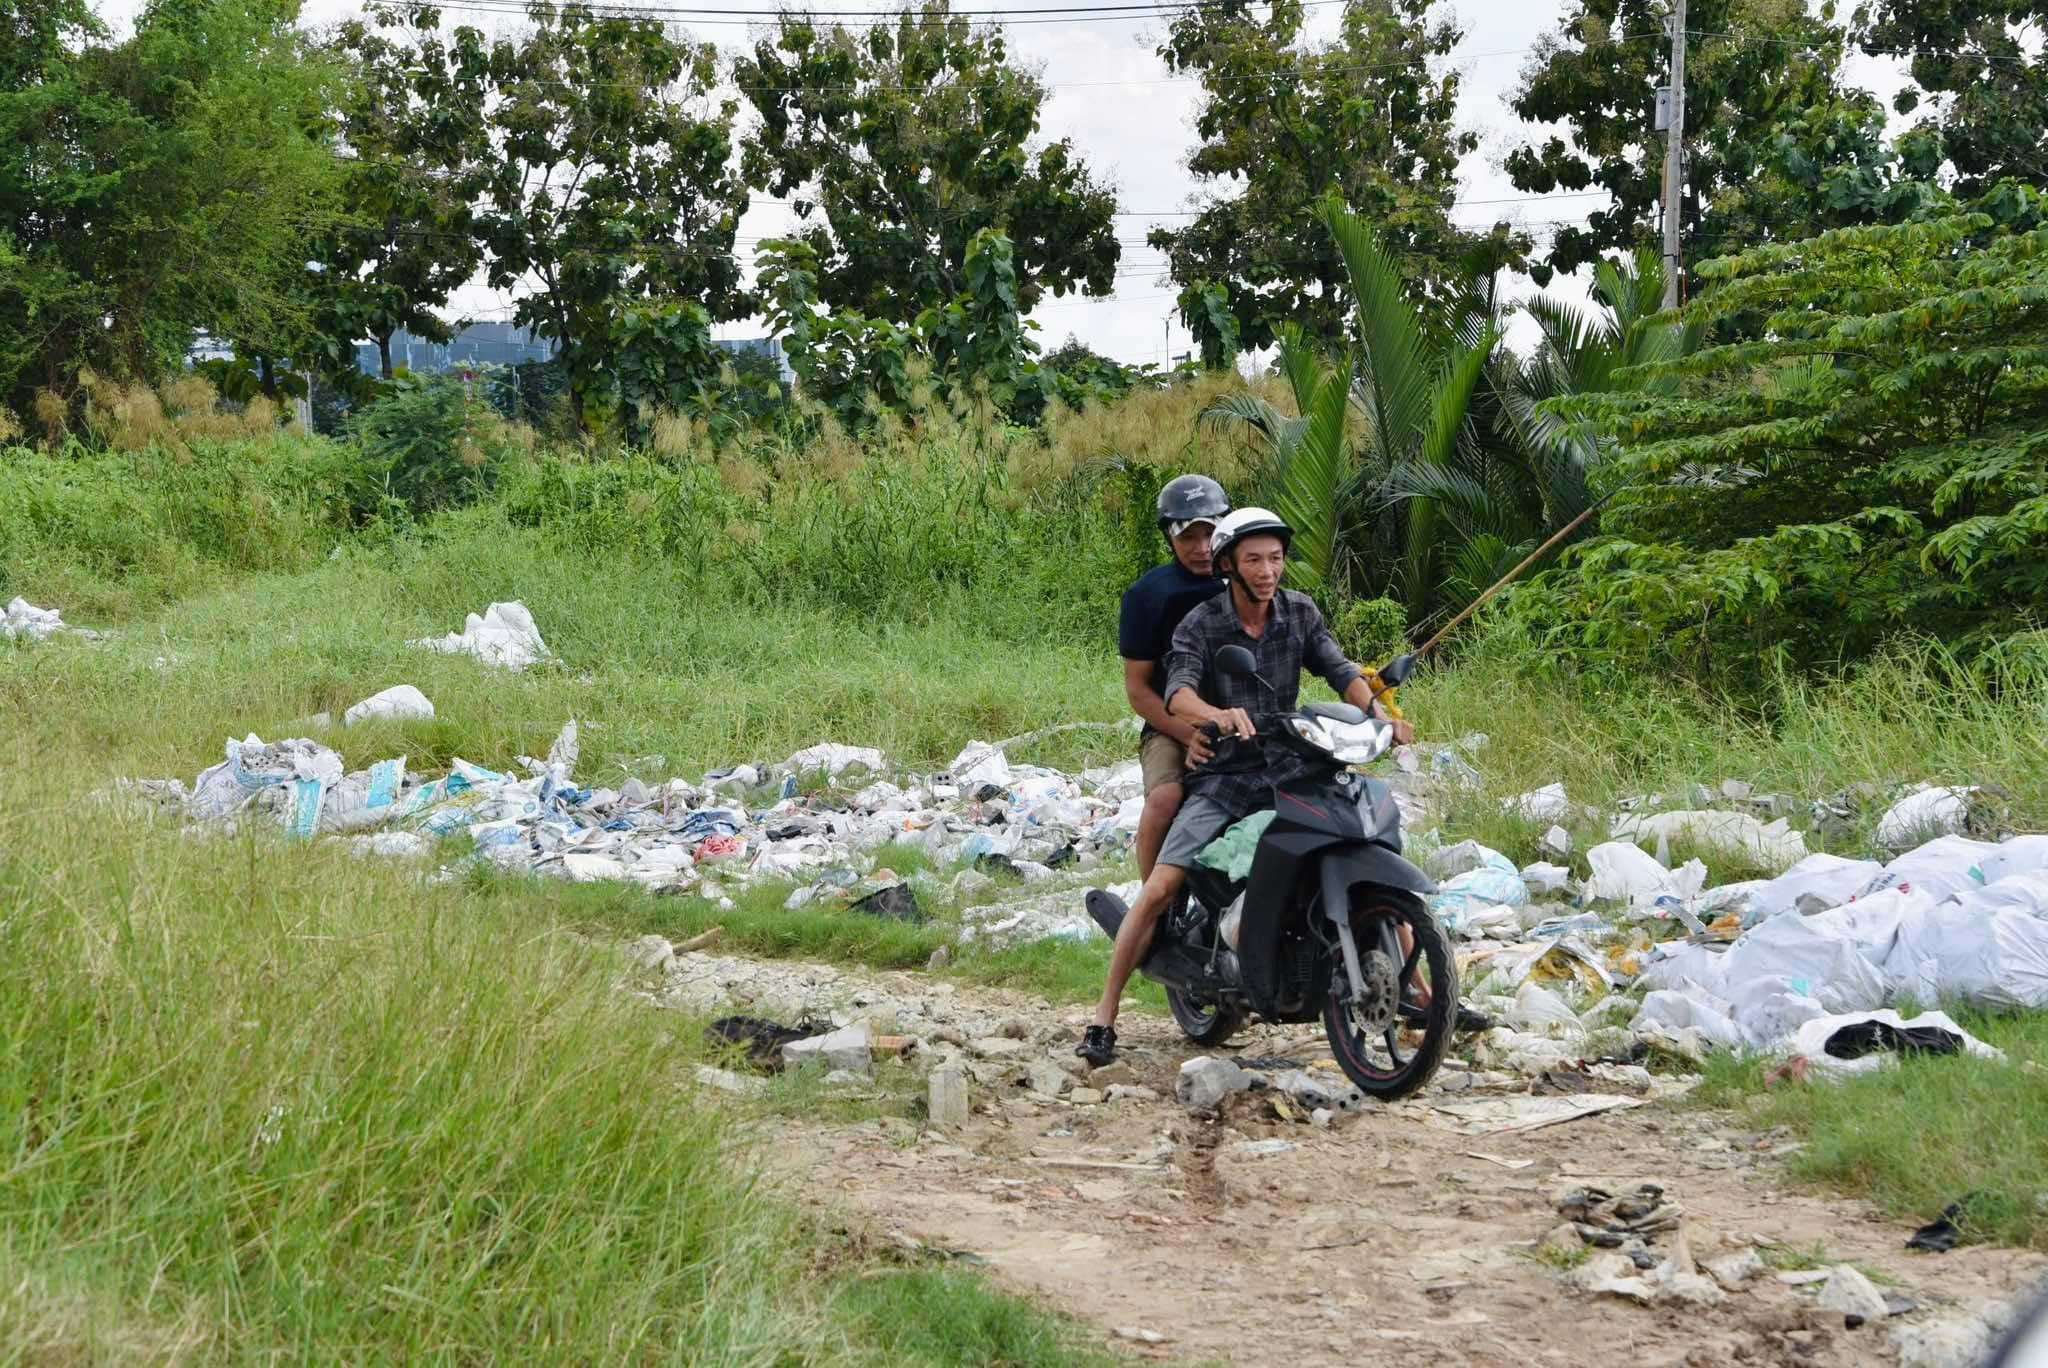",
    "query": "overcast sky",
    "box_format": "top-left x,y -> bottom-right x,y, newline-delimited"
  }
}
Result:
97,0 -> 1907,366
